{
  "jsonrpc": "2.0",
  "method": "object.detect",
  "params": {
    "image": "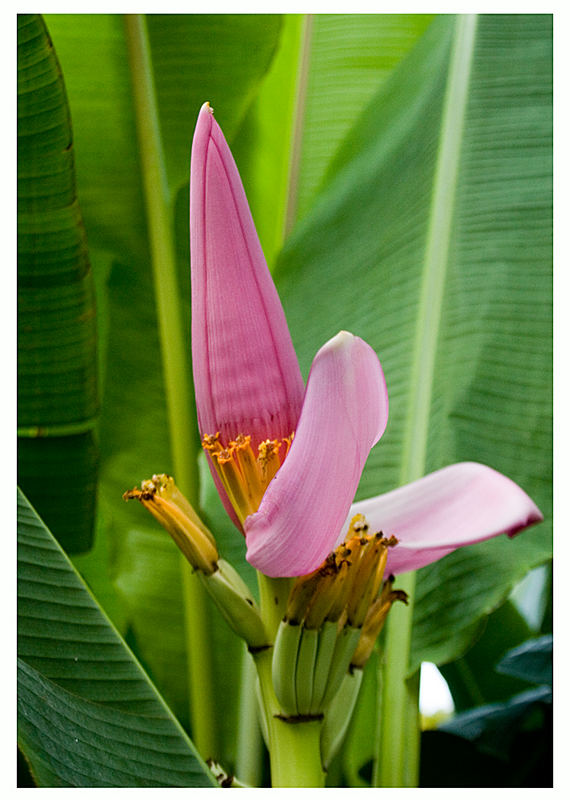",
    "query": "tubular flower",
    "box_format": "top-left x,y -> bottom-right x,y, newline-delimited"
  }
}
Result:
123,474 -> 218,575
124,474 -> 268,648
190,103 -> 543,579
